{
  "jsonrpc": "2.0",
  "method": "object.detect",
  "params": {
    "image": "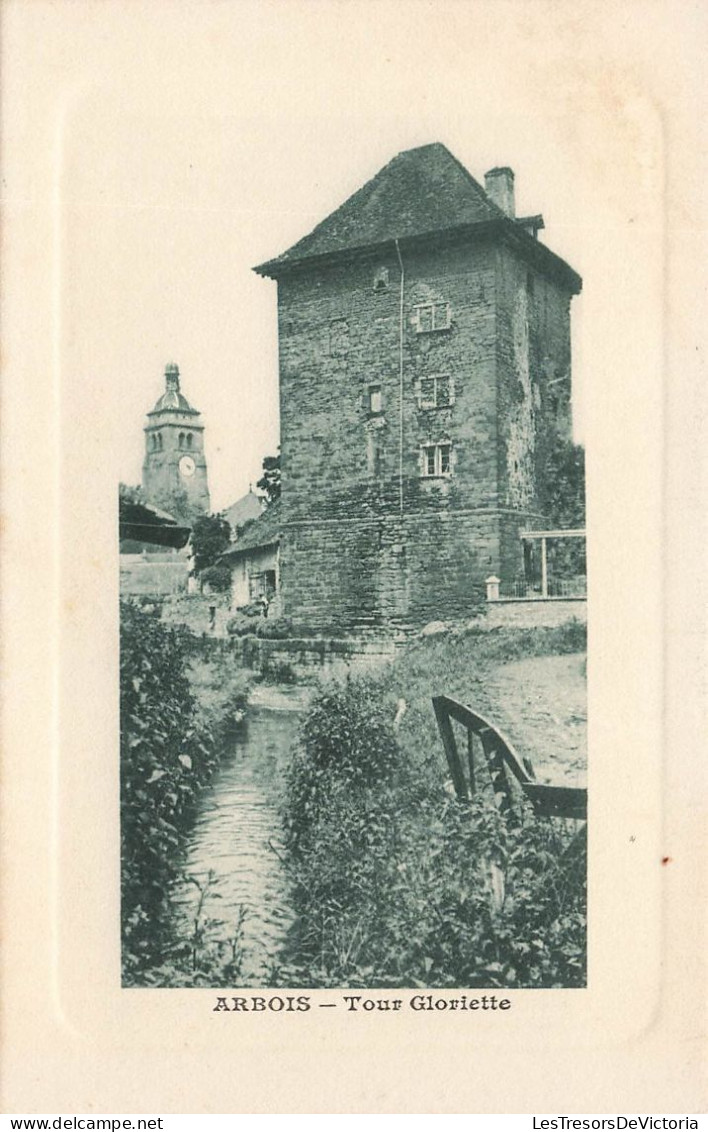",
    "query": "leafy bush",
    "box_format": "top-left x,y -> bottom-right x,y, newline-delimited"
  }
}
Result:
120,601 -> 219,980
280,668 -> 586,989
256,616 -> 293,640
191,513 -> 232,574
259,660 -> 298,685
287,680 -> 398,819
200,563 -> 232,593
188,654 -> 251,739
129,873 -> 247,989
226,613 -> 258,638
239,602 -> 264,618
